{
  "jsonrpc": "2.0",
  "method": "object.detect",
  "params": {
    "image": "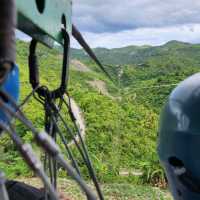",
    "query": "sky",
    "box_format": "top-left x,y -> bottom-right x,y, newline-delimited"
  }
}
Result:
17,0 -> 200,48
